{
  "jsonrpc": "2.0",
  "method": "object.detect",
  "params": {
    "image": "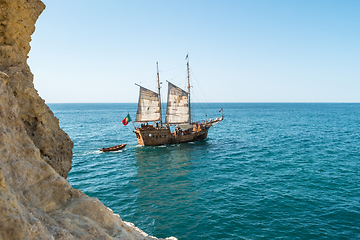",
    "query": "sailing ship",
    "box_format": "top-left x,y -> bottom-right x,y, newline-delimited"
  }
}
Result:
133,57 -> 223,146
